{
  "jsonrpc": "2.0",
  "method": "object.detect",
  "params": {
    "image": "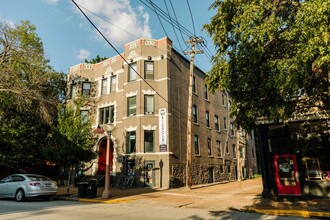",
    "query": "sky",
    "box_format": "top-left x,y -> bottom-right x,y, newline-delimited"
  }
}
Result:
1,0 -> 217,73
